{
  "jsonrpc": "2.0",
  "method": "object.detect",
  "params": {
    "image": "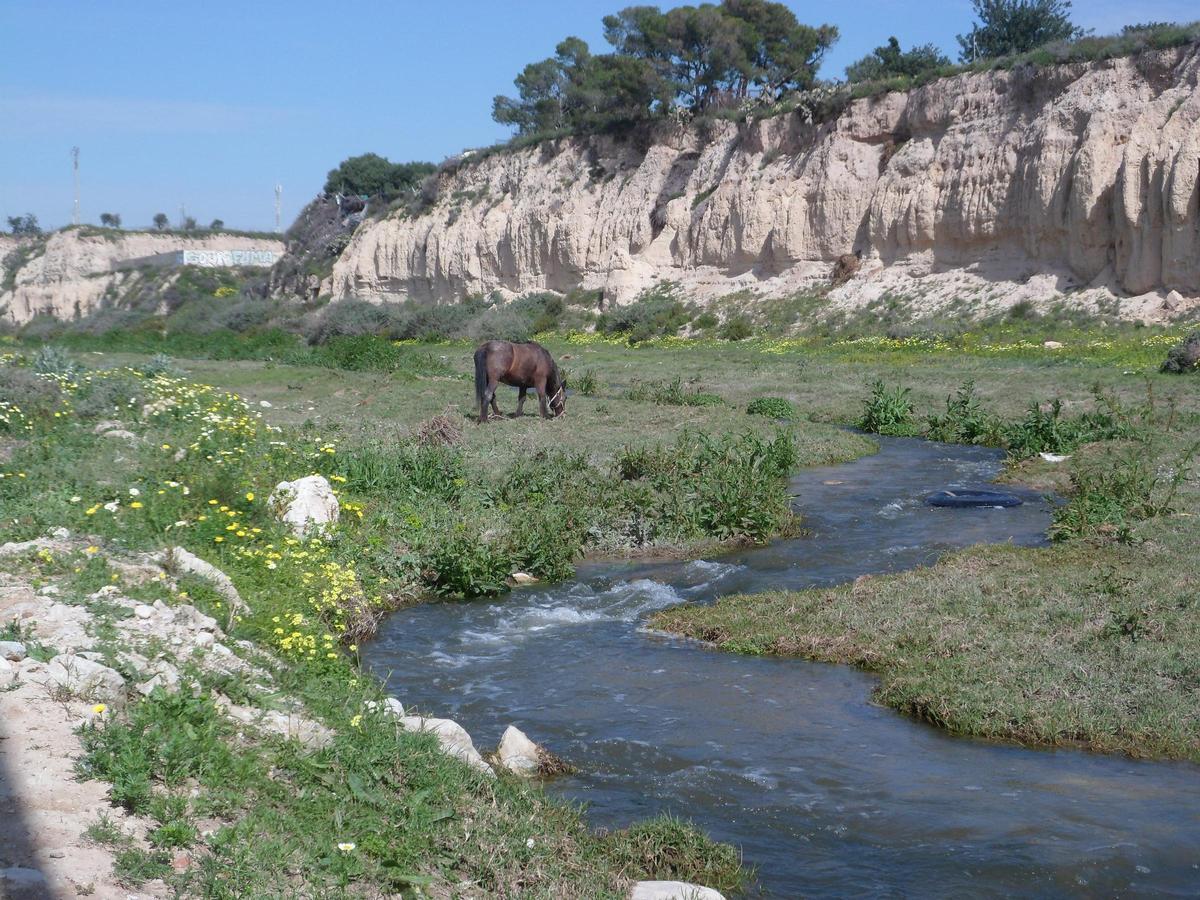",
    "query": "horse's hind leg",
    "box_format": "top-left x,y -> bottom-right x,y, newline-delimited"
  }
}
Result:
490,386 -> 503,417
480,378 -> 500,423
515,387 -> 527,417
